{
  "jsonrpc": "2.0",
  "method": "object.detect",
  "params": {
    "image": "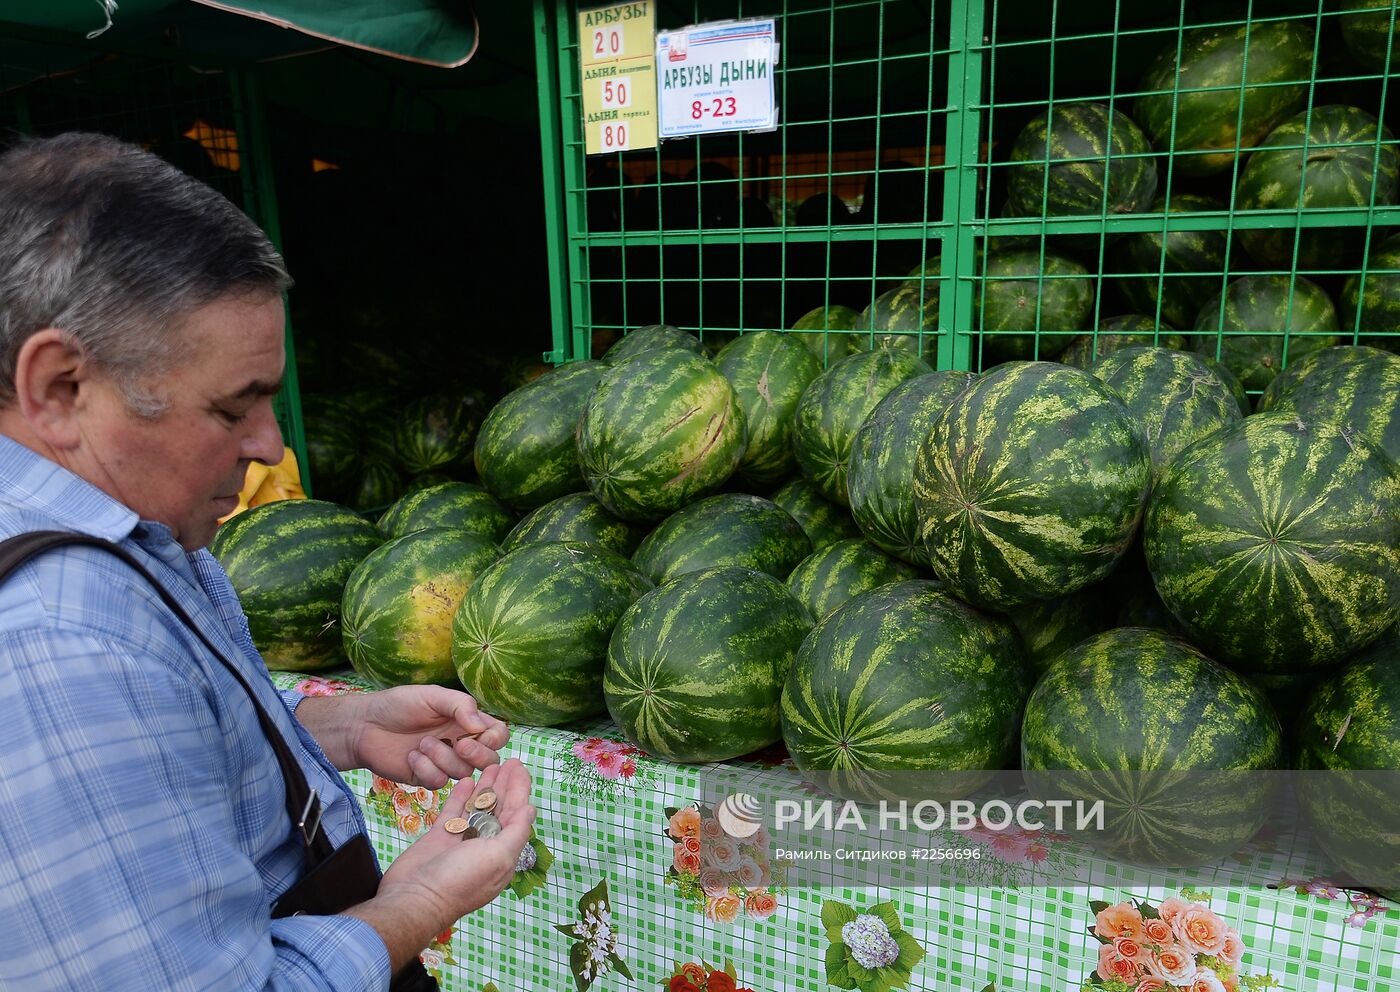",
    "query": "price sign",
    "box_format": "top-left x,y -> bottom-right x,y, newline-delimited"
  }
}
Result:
656,19 -> 778,138
579,3 -> 658,155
